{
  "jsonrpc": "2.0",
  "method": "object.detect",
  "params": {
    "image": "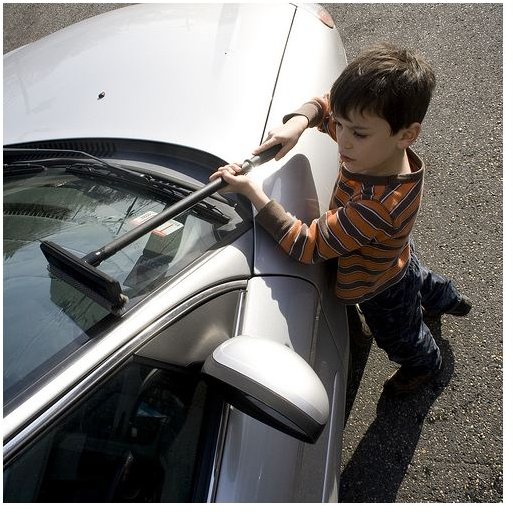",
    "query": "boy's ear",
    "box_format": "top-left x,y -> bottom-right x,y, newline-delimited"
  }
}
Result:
397,122 -> 421,149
